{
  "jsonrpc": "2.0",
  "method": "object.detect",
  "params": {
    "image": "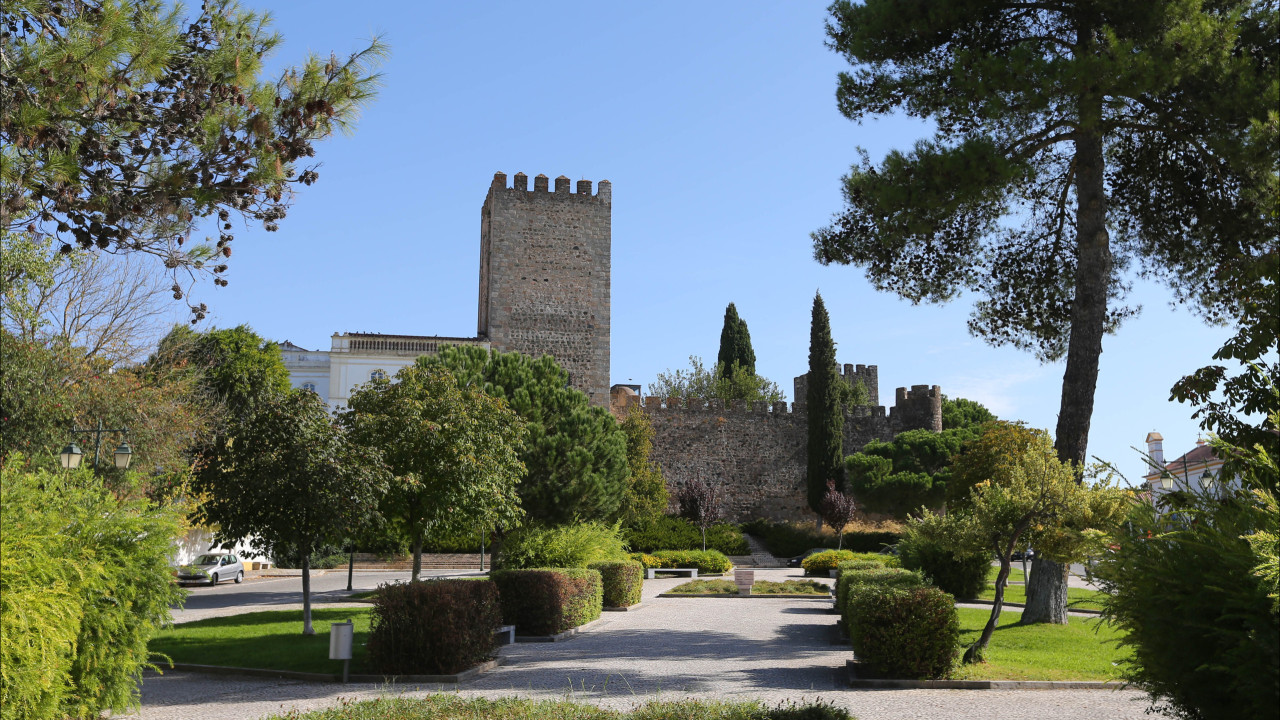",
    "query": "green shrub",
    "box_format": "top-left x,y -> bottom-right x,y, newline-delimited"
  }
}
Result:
847,585 -> 959,679
836,567 -> 927,619
650,549 -> 733,574
1,463 -> 184,720
801,549 -> 856,575
589,561 -> 643,608
1094,483 -> 1279,720
742,518 -> 901,558
489,569 -> 602,636
625,516 -> 749,555
629,552 -> 661,569
897,522 -> 989,599
366,579 -> 500,675
495,522 -> 629,569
